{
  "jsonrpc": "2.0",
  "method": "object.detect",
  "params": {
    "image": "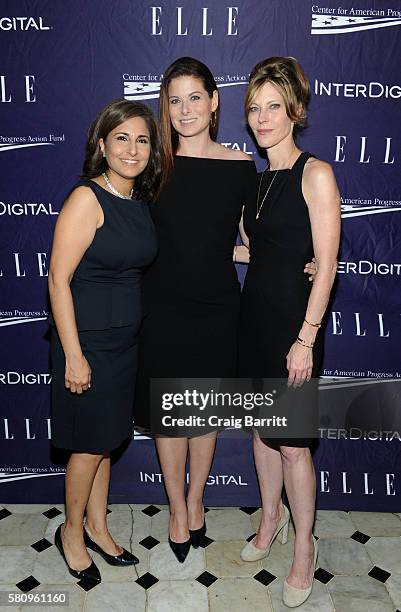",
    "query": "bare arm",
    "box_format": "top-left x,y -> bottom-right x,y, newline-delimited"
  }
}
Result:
233,208 -> 250,264
286,159 -> 341,386
48,186 -> 102,393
